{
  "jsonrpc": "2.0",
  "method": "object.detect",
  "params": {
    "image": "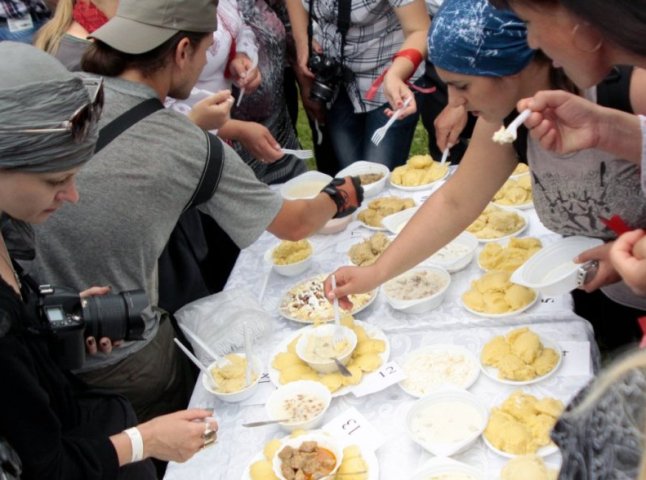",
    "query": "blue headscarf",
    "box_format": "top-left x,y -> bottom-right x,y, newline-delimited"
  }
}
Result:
428,0 -> 535,77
